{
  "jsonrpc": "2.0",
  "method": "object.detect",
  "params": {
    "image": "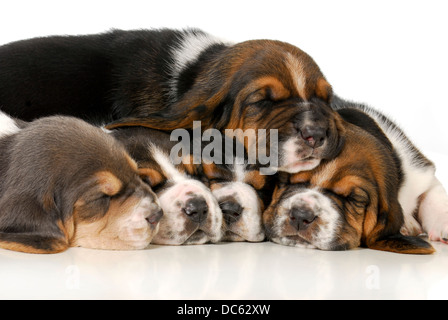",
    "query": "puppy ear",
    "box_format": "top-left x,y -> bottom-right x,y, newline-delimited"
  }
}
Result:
364,198 -> 435,255
0,196 -> 69,254
368,234 -> 435,255
105,116 -> 195,131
